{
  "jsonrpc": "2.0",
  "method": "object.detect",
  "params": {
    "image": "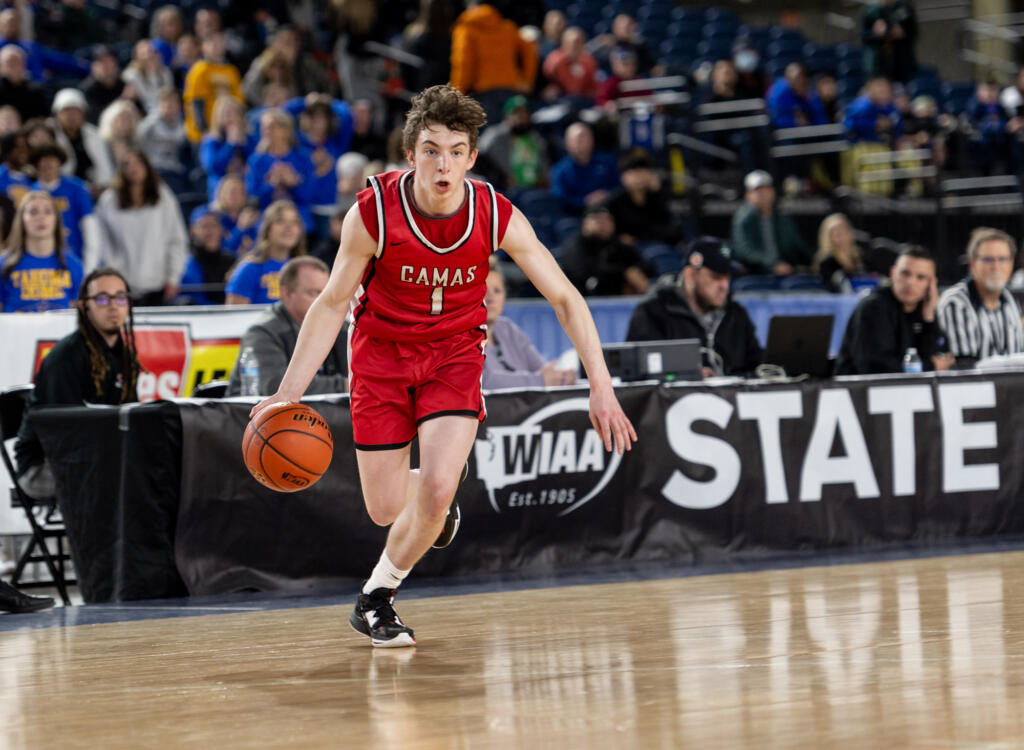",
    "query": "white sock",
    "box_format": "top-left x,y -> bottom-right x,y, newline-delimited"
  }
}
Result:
363,551 -> 410,595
